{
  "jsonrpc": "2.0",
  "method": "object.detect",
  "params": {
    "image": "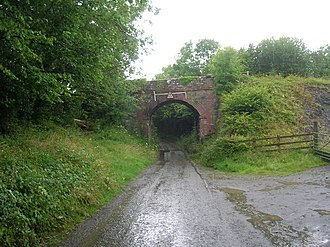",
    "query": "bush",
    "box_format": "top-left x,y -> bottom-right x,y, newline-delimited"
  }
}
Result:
0,125 -> 156,246
198,136 -> 250,167
176,129 -> 199,153
0,129 -> 92,246
222,85 -> 274,136
220,76 -> 301,137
